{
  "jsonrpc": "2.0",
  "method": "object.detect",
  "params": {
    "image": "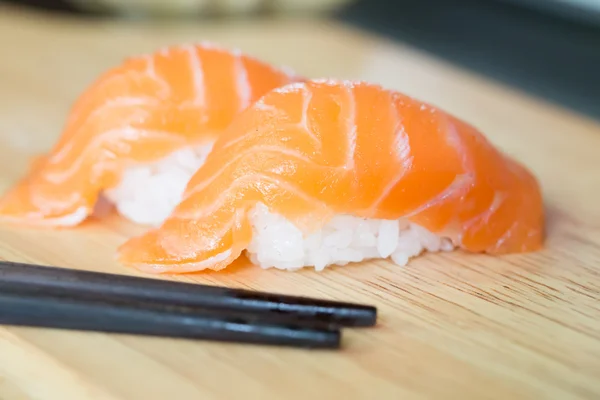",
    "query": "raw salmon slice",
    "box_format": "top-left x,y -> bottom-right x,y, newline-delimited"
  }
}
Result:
116,79 -> 543,273
0,43 -> 301,227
